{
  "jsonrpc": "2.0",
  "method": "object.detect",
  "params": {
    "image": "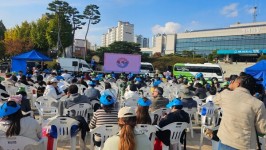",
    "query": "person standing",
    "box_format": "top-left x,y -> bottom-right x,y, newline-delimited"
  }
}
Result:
213,74 -> 266,149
